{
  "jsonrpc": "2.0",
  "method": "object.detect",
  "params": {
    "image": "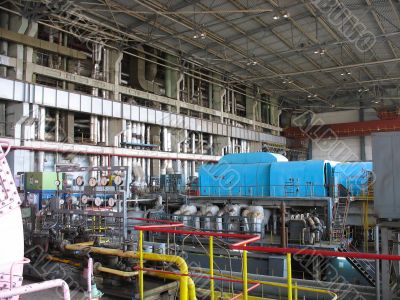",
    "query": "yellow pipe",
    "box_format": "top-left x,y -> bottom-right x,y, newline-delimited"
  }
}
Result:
209,236 -> 215,300
243,249 -> 248,300
147,271 -> 197,300
97,265 -> 140,277
93,263 -> 196,299
65,242 -> 189,300
46,255 -> 81,267
287,253 -> 292,300
139,230 -> 144,300
294,282 -> 298,300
